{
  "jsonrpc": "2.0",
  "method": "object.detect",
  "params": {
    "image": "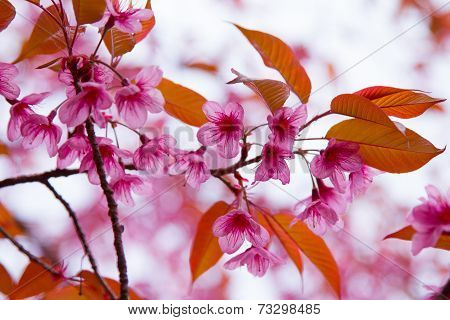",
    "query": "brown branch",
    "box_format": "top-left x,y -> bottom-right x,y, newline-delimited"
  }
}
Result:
0,168 -> 79,188
84,118 -> 129,300
298,110 -> 332,132
211,155 -> 262,176
41,180 -> 116,300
